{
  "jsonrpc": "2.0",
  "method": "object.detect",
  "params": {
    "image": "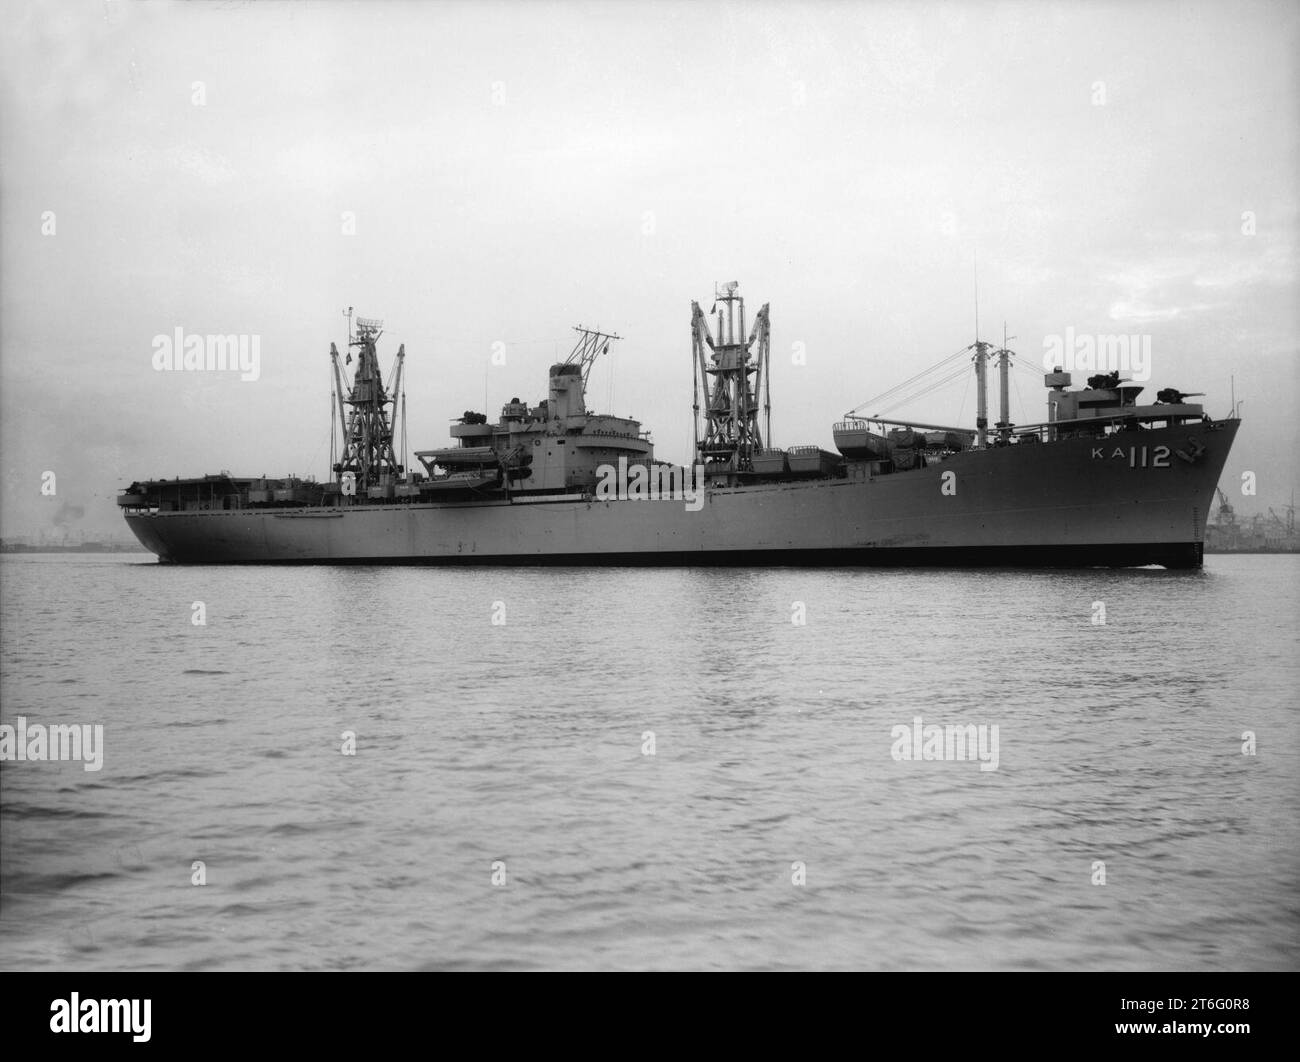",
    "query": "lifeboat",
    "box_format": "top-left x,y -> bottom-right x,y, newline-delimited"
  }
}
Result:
832,422 -> 890,460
